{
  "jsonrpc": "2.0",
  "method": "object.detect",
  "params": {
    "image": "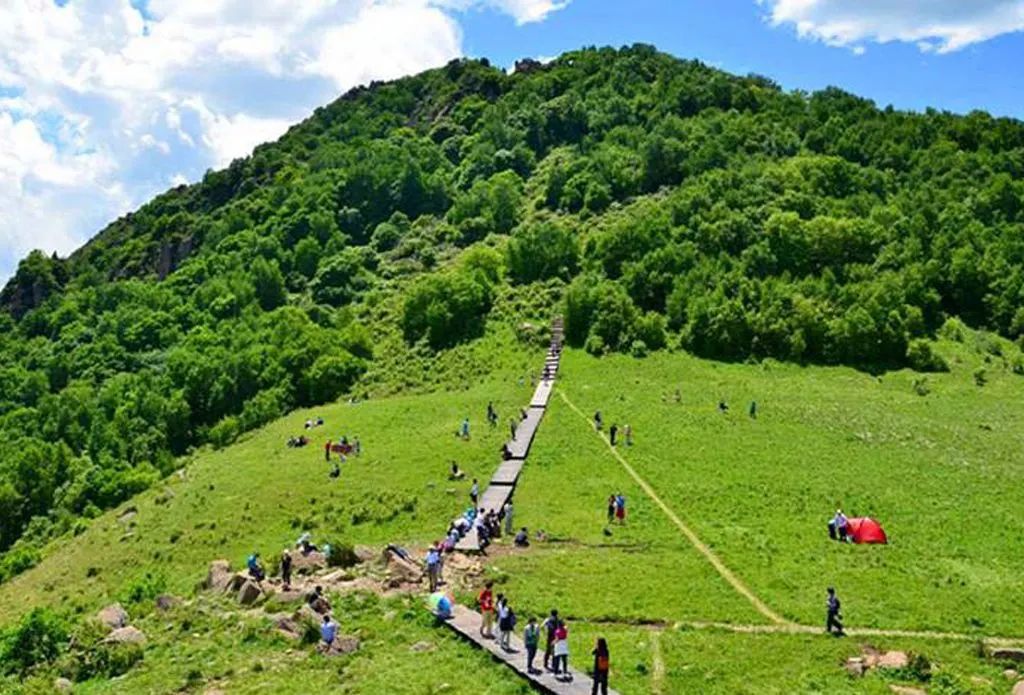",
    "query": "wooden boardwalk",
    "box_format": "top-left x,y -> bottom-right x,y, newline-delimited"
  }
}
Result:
454,318 -> 563,553
444,605 -> 619,695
